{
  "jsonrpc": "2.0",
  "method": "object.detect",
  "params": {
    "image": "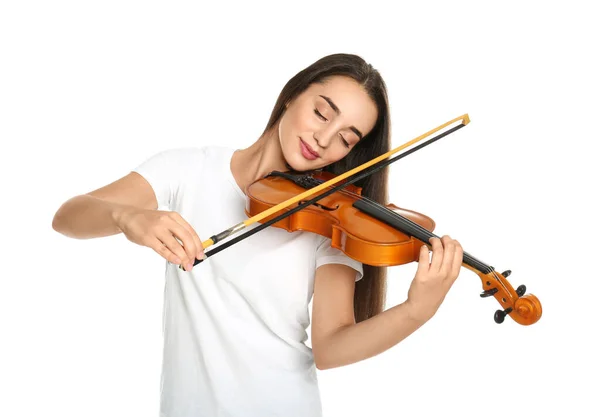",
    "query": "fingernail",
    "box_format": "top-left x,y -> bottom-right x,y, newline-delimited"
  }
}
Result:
187,263 -> 193,271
